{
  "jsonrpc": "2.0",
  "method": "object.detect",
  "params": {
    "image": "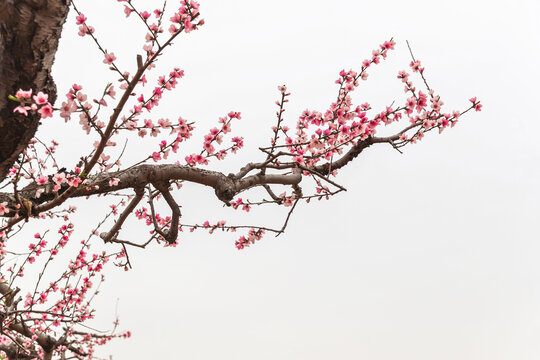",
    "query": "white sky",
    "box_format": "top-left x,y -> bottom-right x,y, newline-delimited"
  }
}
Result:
34,0 -> 540,358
